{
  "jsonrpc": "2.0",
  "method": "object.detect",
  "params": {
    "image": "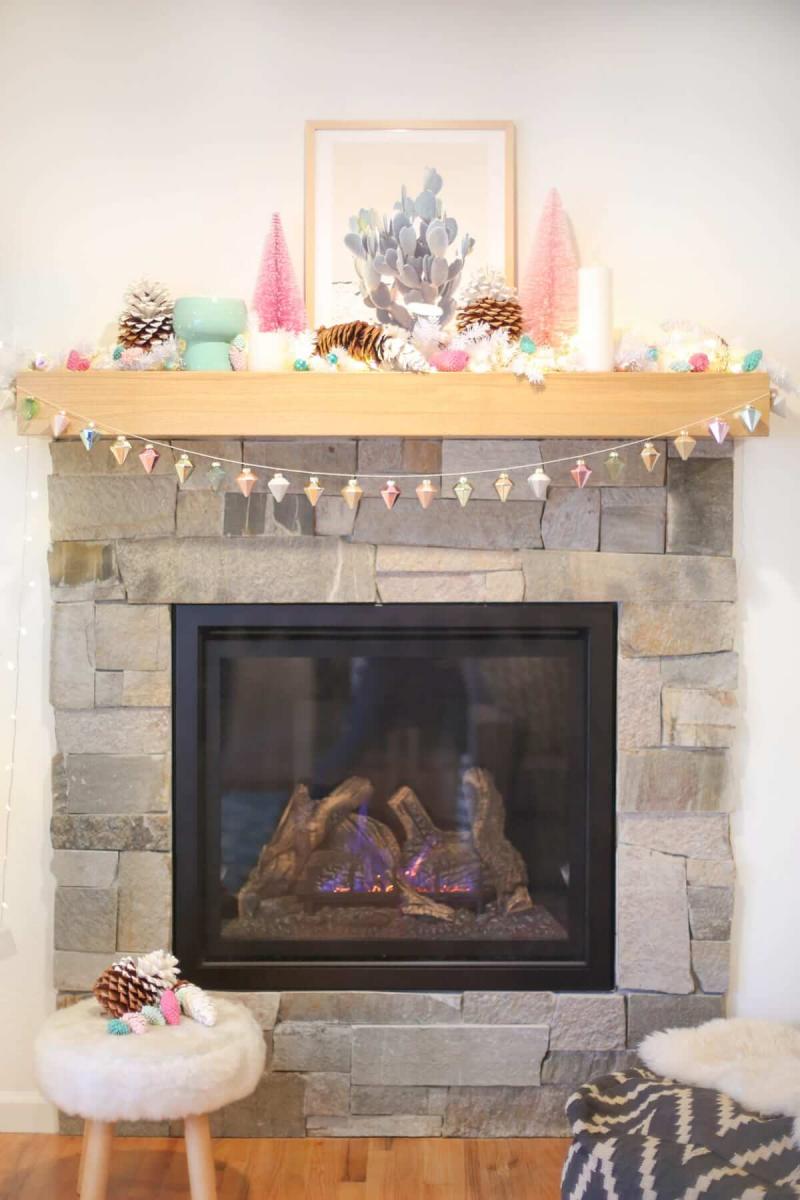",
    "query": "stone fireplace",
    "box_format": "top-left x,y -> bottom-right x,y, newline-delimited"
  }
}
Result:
49,435 -> 734,1136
